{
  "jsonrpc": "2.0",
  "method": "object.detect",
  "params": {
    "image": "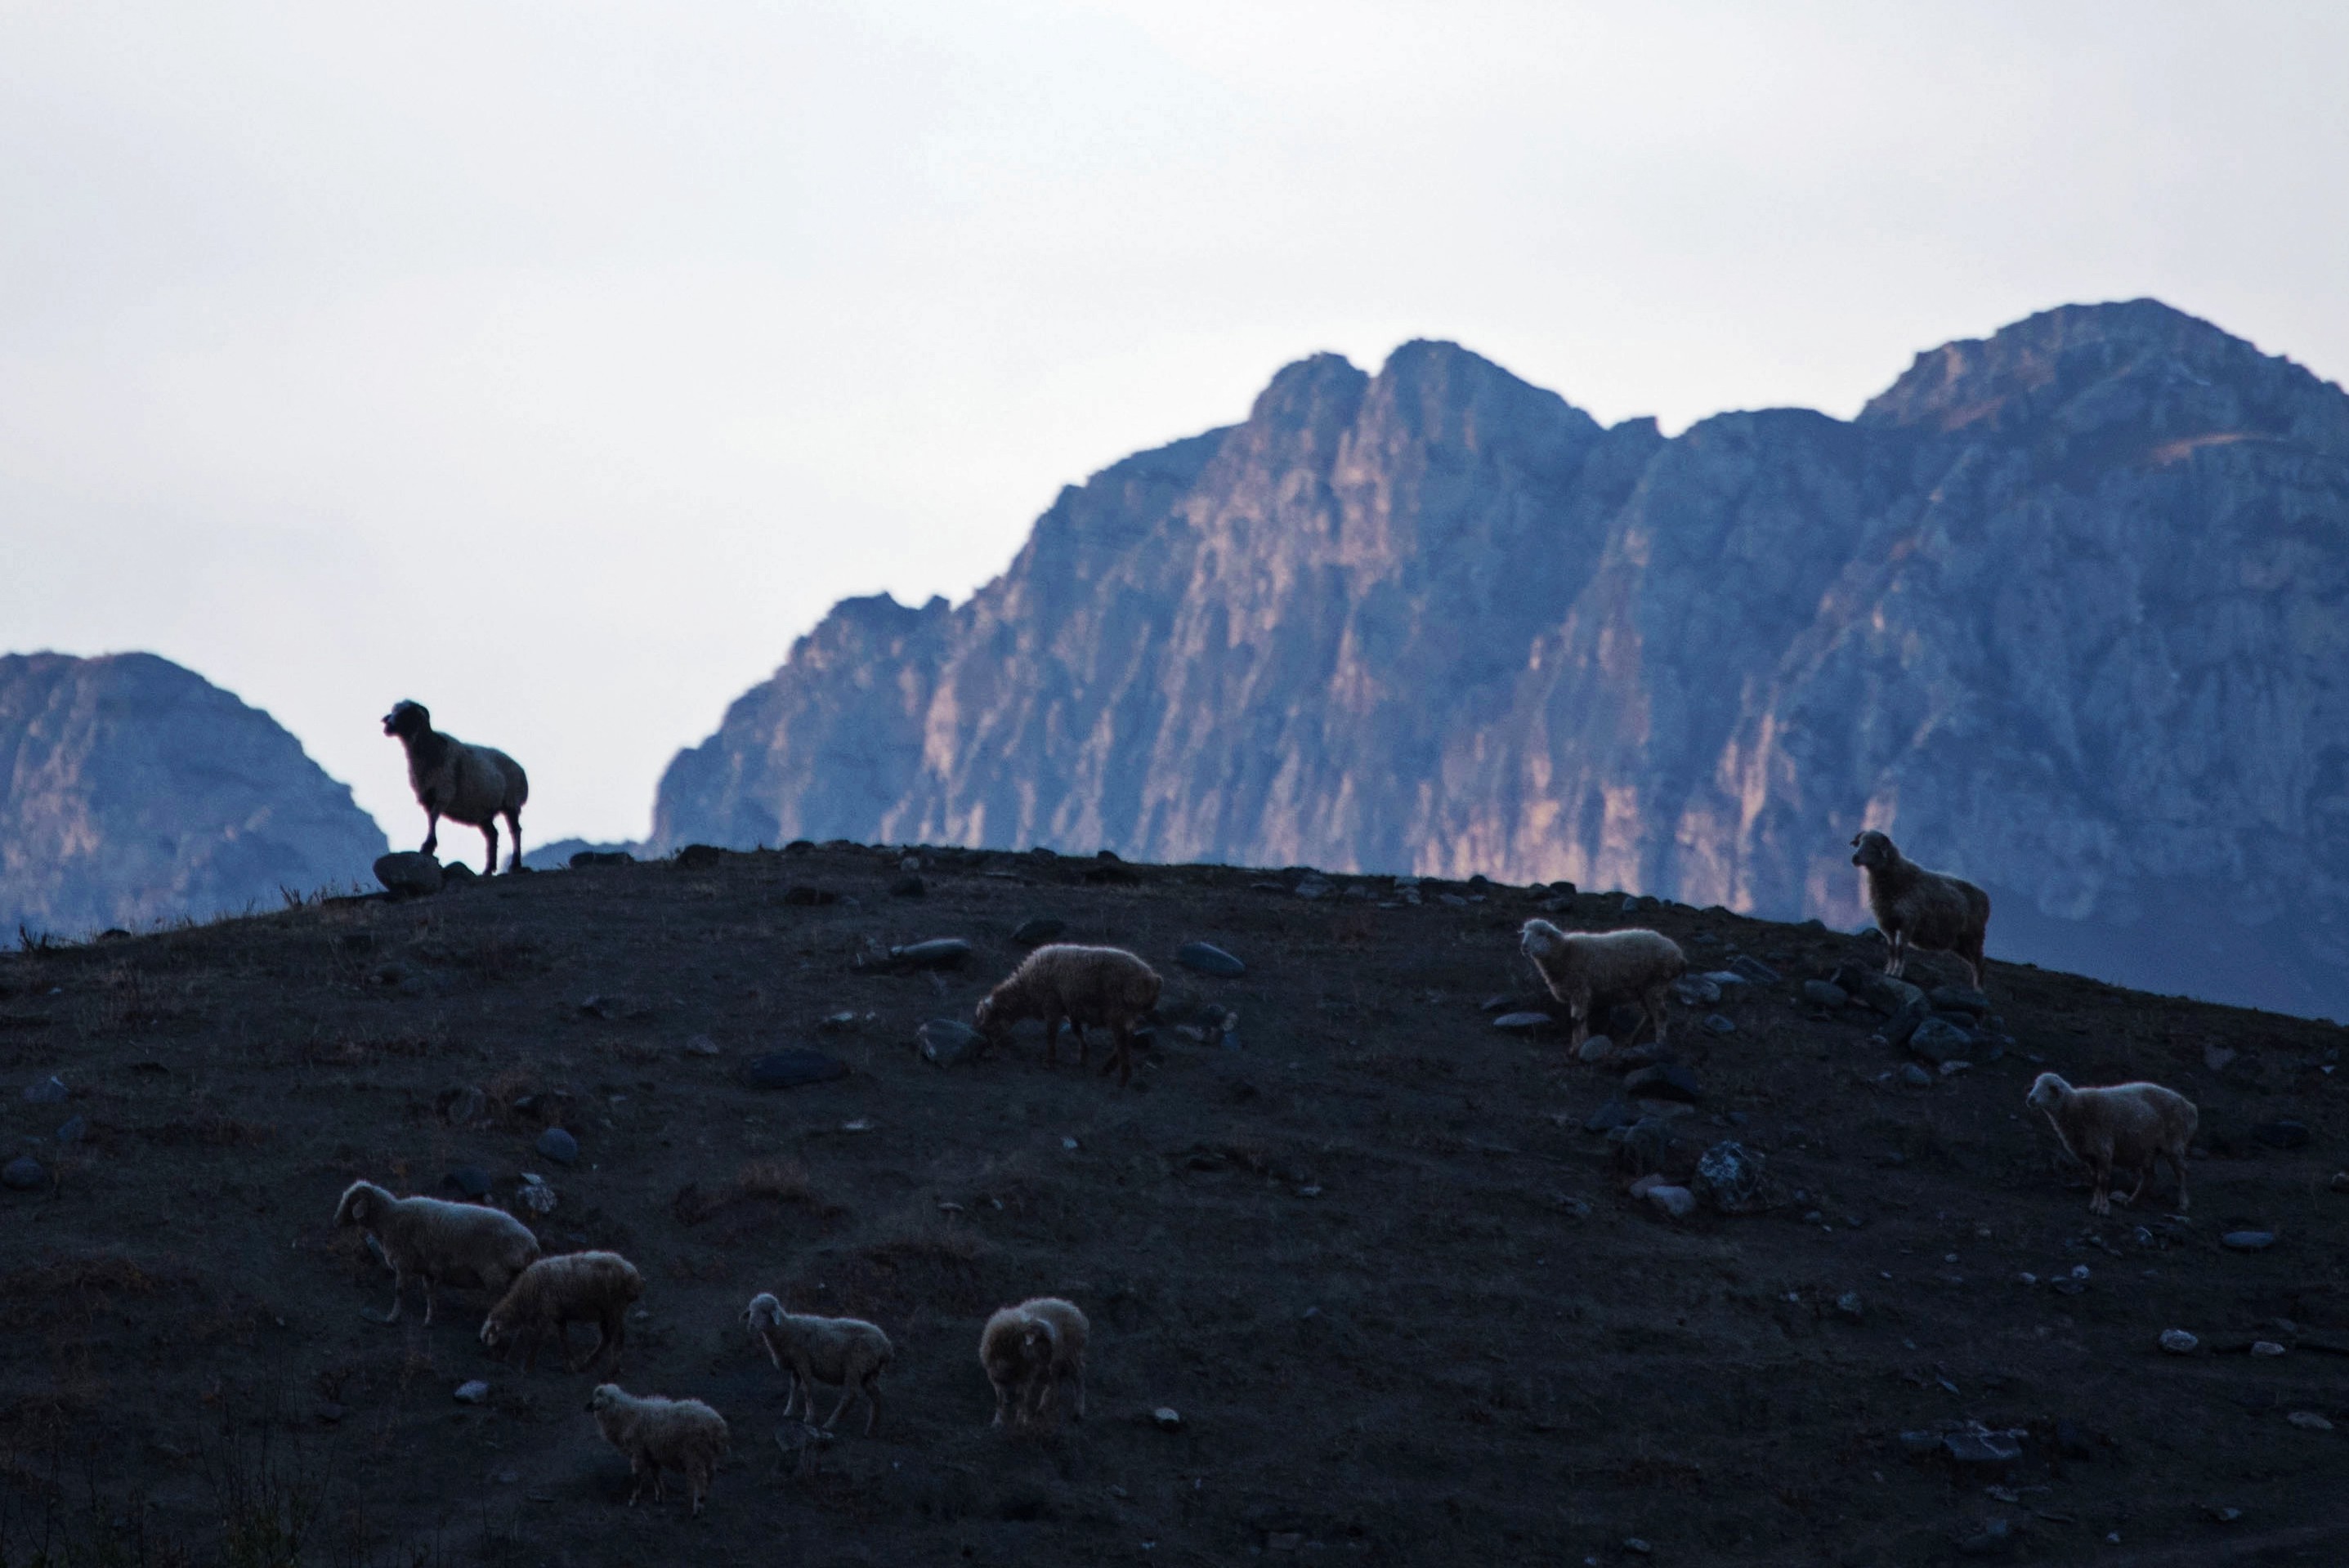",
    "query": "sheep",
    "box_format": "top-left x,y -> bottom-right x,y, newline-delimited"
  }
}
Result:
974,945 -> 1162,1088
333,1179 -> 540,1325
587,1384 -> 729,1516
980,1297 -> 1088,1431
2025,1073 -> 2198,1217
1517,919 -> 1686,1051
742,1292 -> 893,1436
480,1251 -> 643,1373
383,699 -> 530,875
1849,829 -> 1991,990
